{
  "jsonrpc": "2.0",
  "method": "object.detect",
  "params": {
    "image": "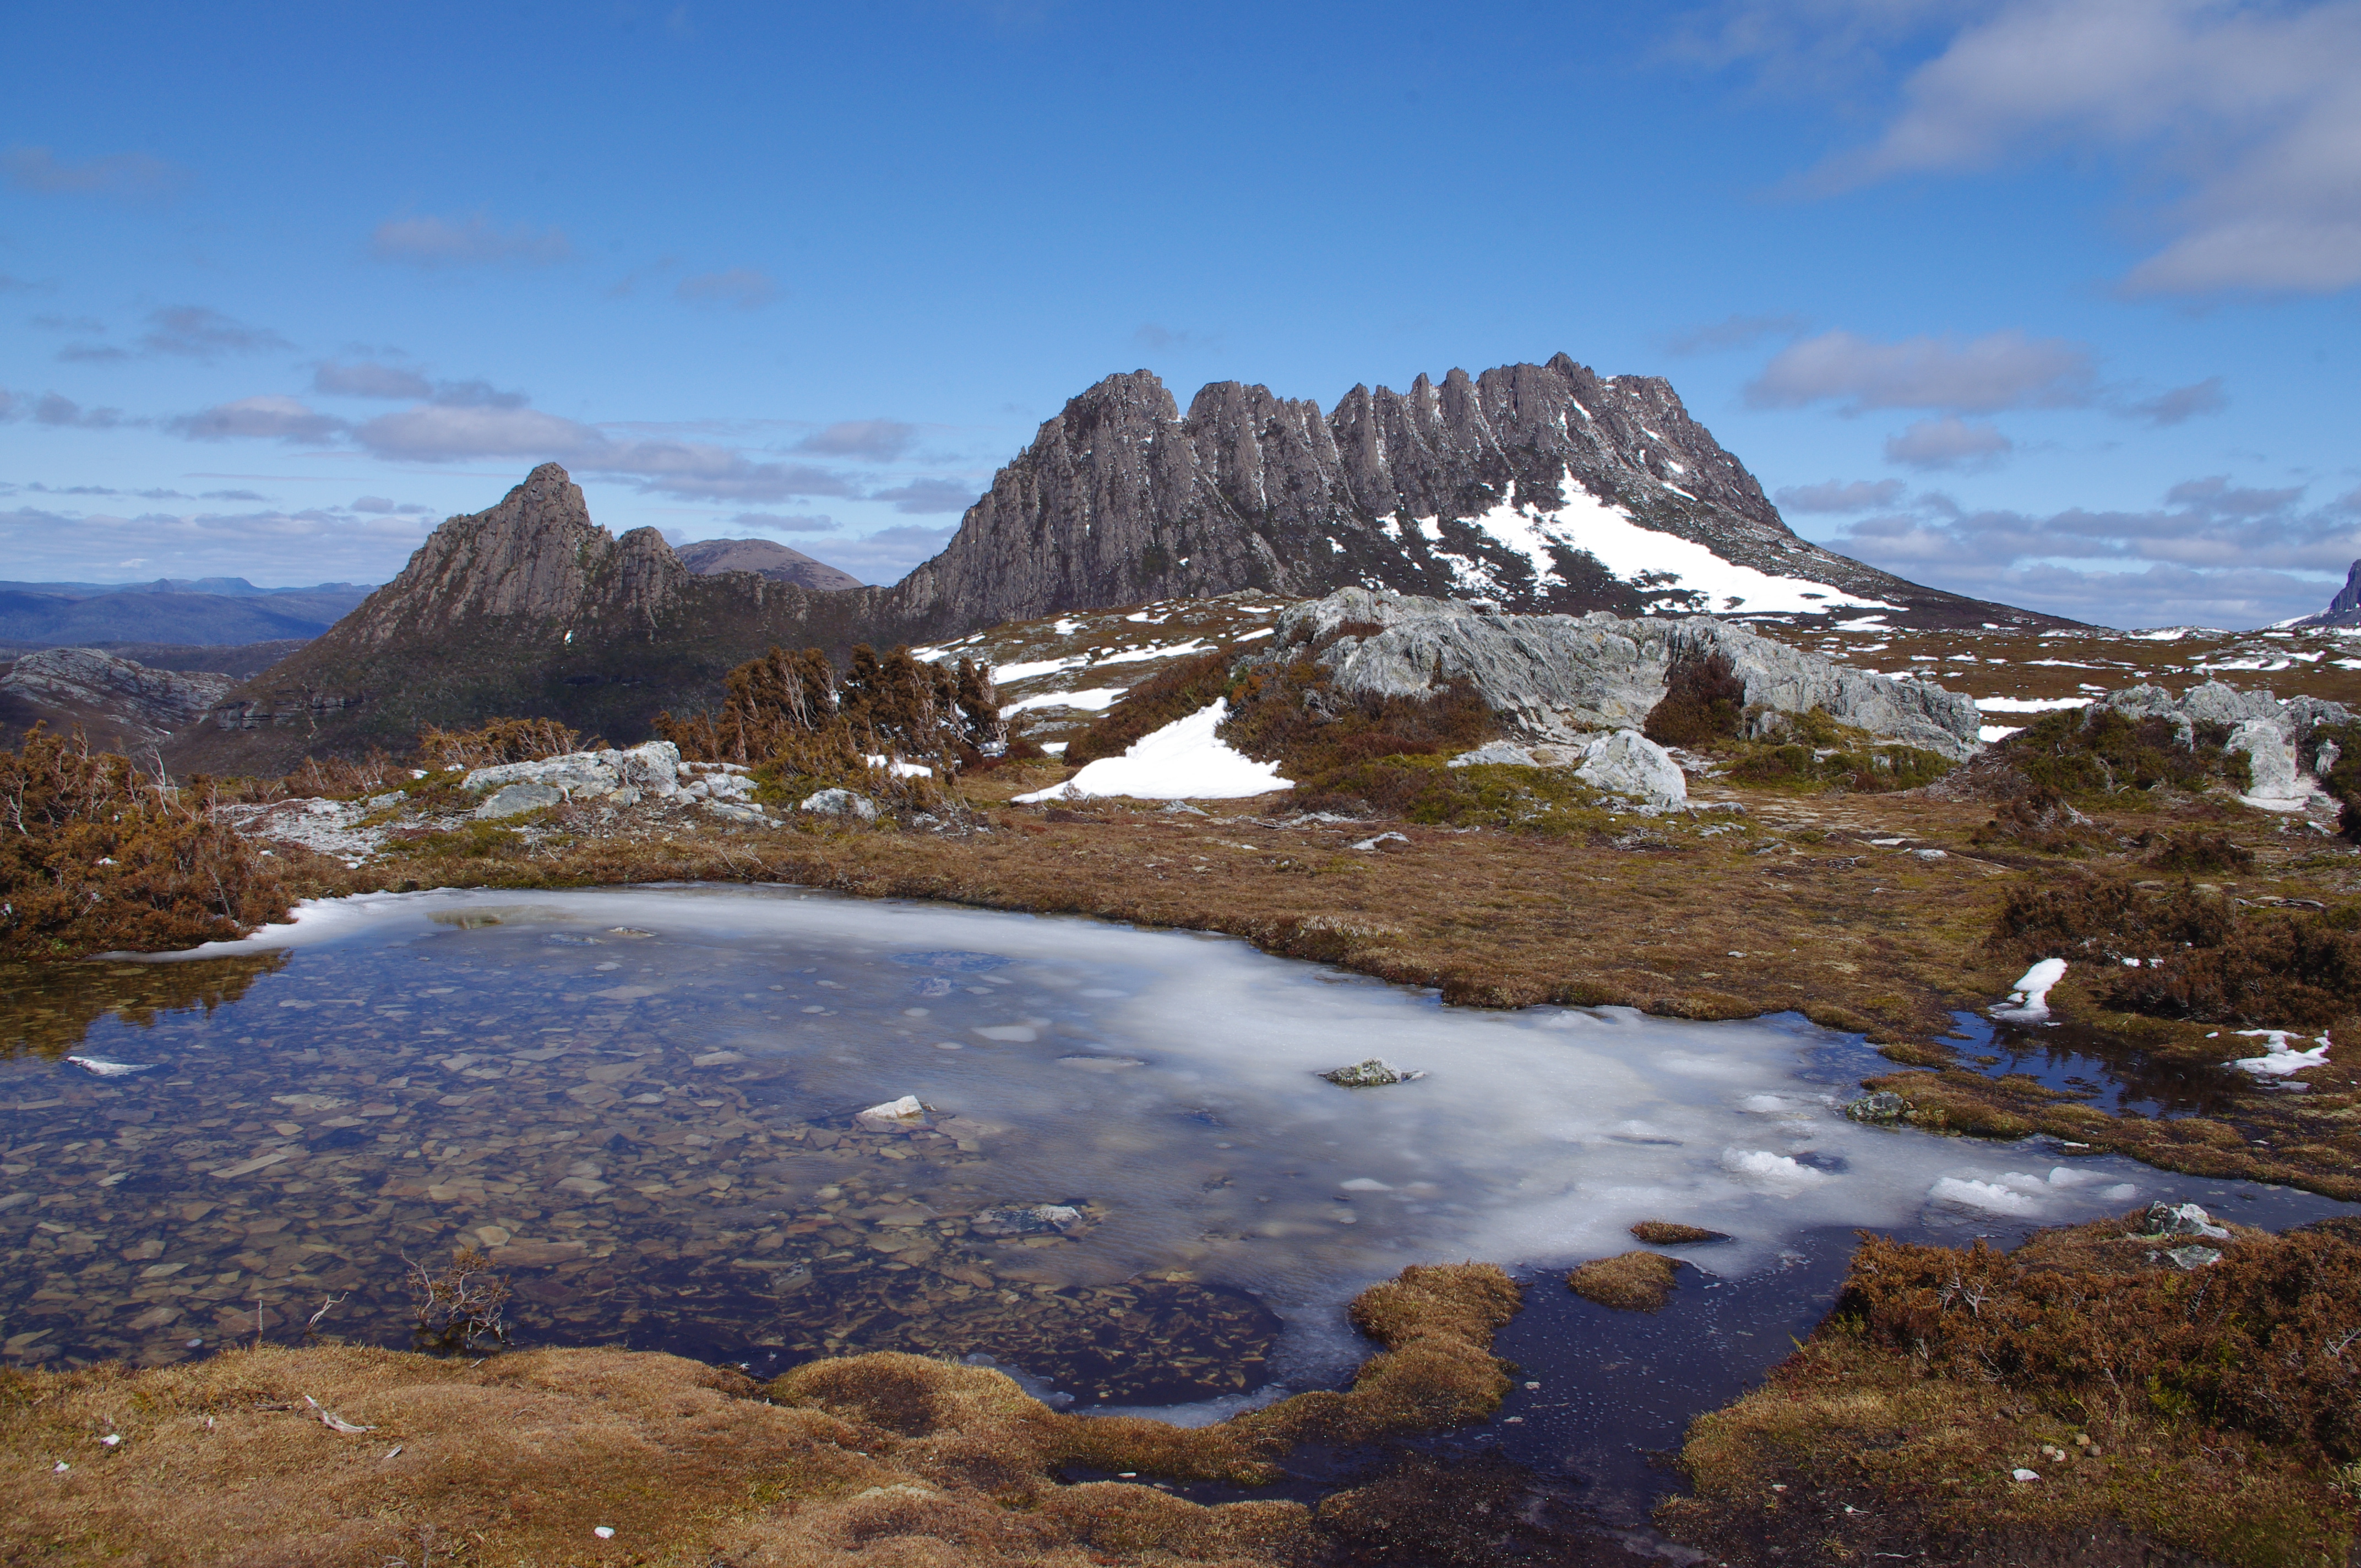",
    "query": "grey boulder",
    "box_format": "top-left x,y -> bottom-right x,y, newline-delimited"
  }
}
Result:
801,787 -> 878,822
475,781 -> 564,819
1575,729 -> 1688,809
462,739 -> 682,802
